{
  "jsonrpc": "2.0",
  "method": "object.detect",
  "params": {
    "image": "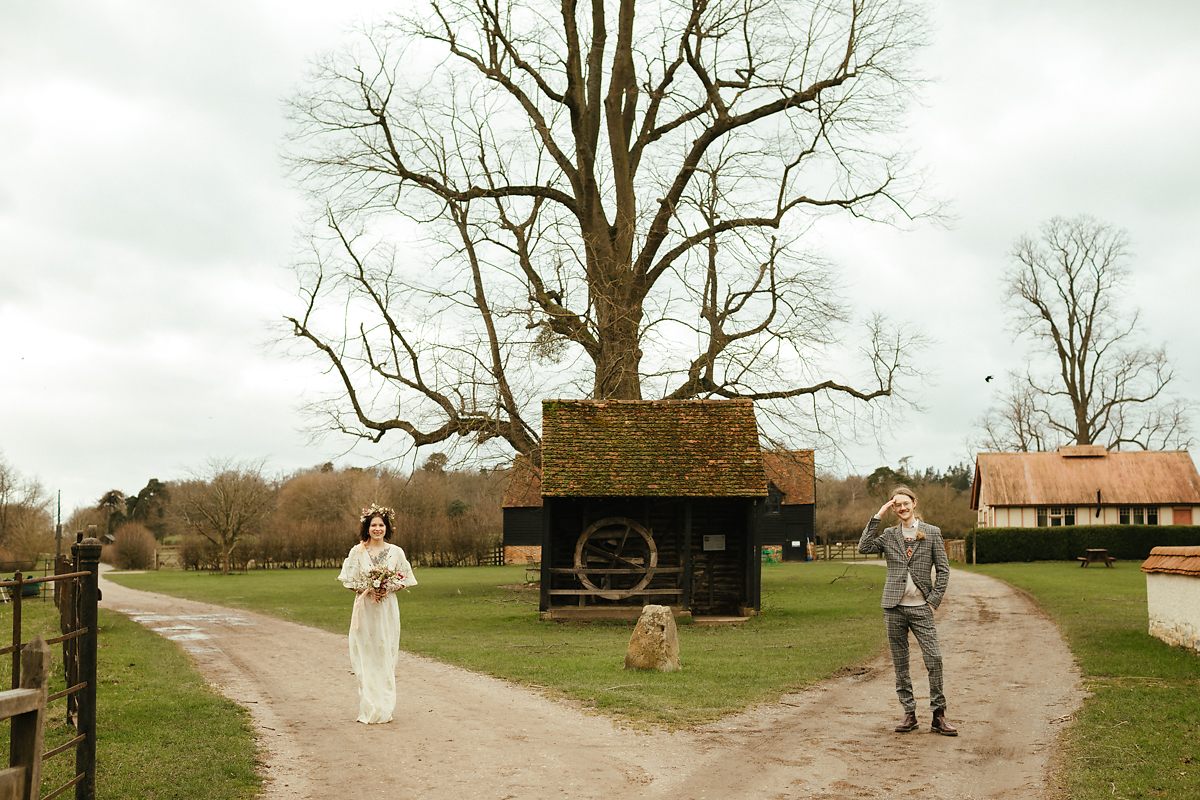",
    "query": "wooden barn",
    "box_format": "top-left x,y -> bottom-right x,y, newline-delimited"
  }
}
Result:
529,398 -> 768,620
759,449 -> 816,561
